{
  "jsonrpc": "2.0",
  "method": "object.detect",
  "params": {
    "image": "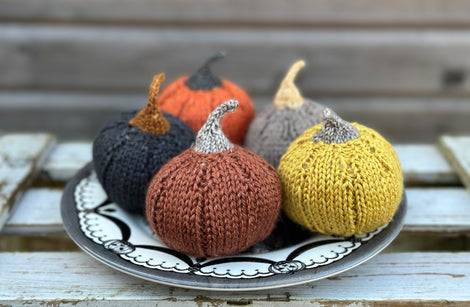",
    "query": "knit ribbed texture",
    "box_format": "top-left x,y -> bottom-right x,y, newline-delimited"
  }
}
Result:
245,60 -> 325,168
158,54 -> 254,145
93,73 -> 195,213
278,121 -> 403,236
146,100 -> 281,257
193,99 -> 238,154
128,74 -> 170,136
245,100 -> 325,168
93,111 -> 195,214
311,108 -> 360,144
146,147 -> 282,257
